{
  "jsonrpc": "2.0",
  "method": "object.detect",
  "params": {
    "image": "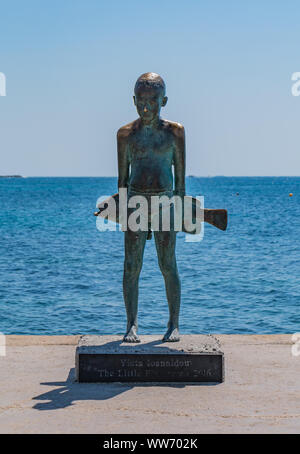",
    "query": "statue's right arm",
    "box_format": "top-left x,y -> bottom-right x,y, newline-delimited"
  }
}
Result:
117,128 -> 129,190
